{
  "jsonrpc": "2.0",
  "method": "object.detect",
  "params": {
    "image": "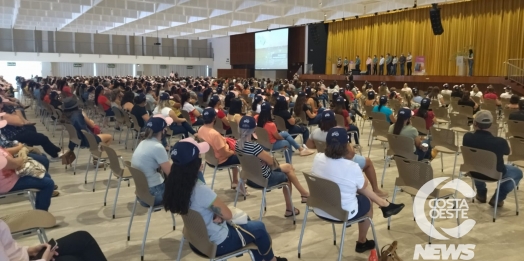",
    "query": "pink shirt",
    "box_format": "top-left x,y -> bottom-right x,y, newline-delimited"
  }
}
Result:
0,148 -> 17,194
0,220 -> 45,261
